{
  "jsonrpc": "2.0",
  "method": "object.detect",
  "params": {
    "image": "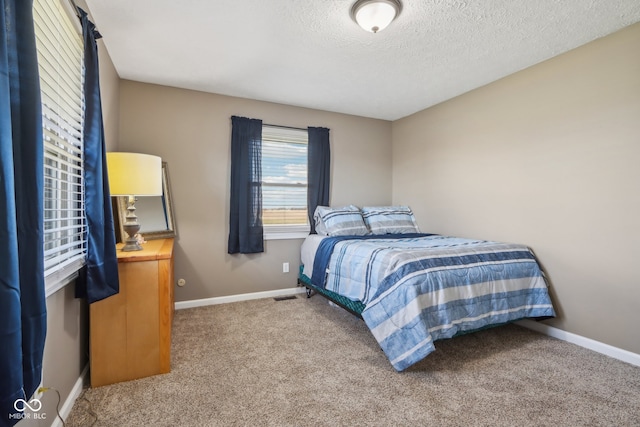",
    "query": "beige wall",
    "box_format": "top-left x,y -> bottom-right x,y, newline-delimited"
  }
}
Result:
118,81 -> 392,301
392,23 -> 640,354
